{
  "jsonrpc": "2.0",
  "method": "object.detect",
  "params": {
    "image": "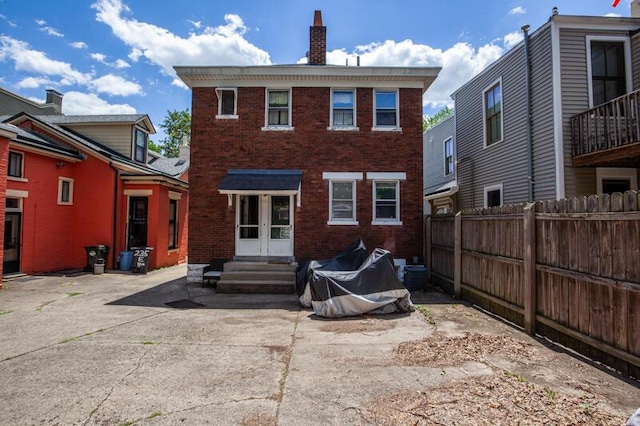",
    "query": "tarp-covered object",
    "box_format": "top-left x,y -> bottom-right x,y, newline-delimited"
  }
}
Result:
300,245 -> 413,318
